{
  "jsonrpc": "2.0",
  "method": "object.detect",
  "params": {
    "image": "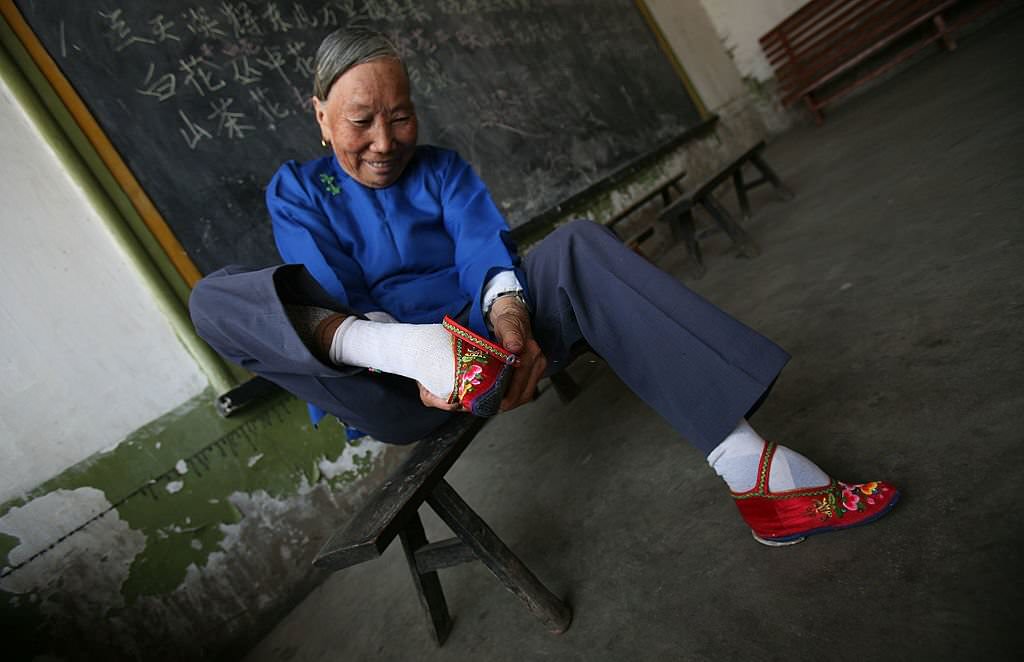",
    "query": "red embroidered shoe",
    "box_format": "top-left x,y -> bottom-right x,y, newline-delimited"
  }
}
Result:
732,442 -> 900,546
442,316 -> 520,417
